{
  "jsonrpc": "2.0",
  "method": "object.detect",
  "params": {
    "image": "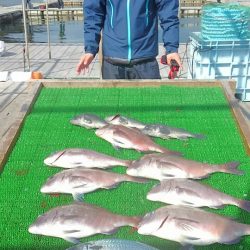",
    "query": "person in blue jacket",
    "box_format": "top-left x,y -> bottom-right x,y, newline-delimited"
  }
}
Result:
76,0 -> 181,79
